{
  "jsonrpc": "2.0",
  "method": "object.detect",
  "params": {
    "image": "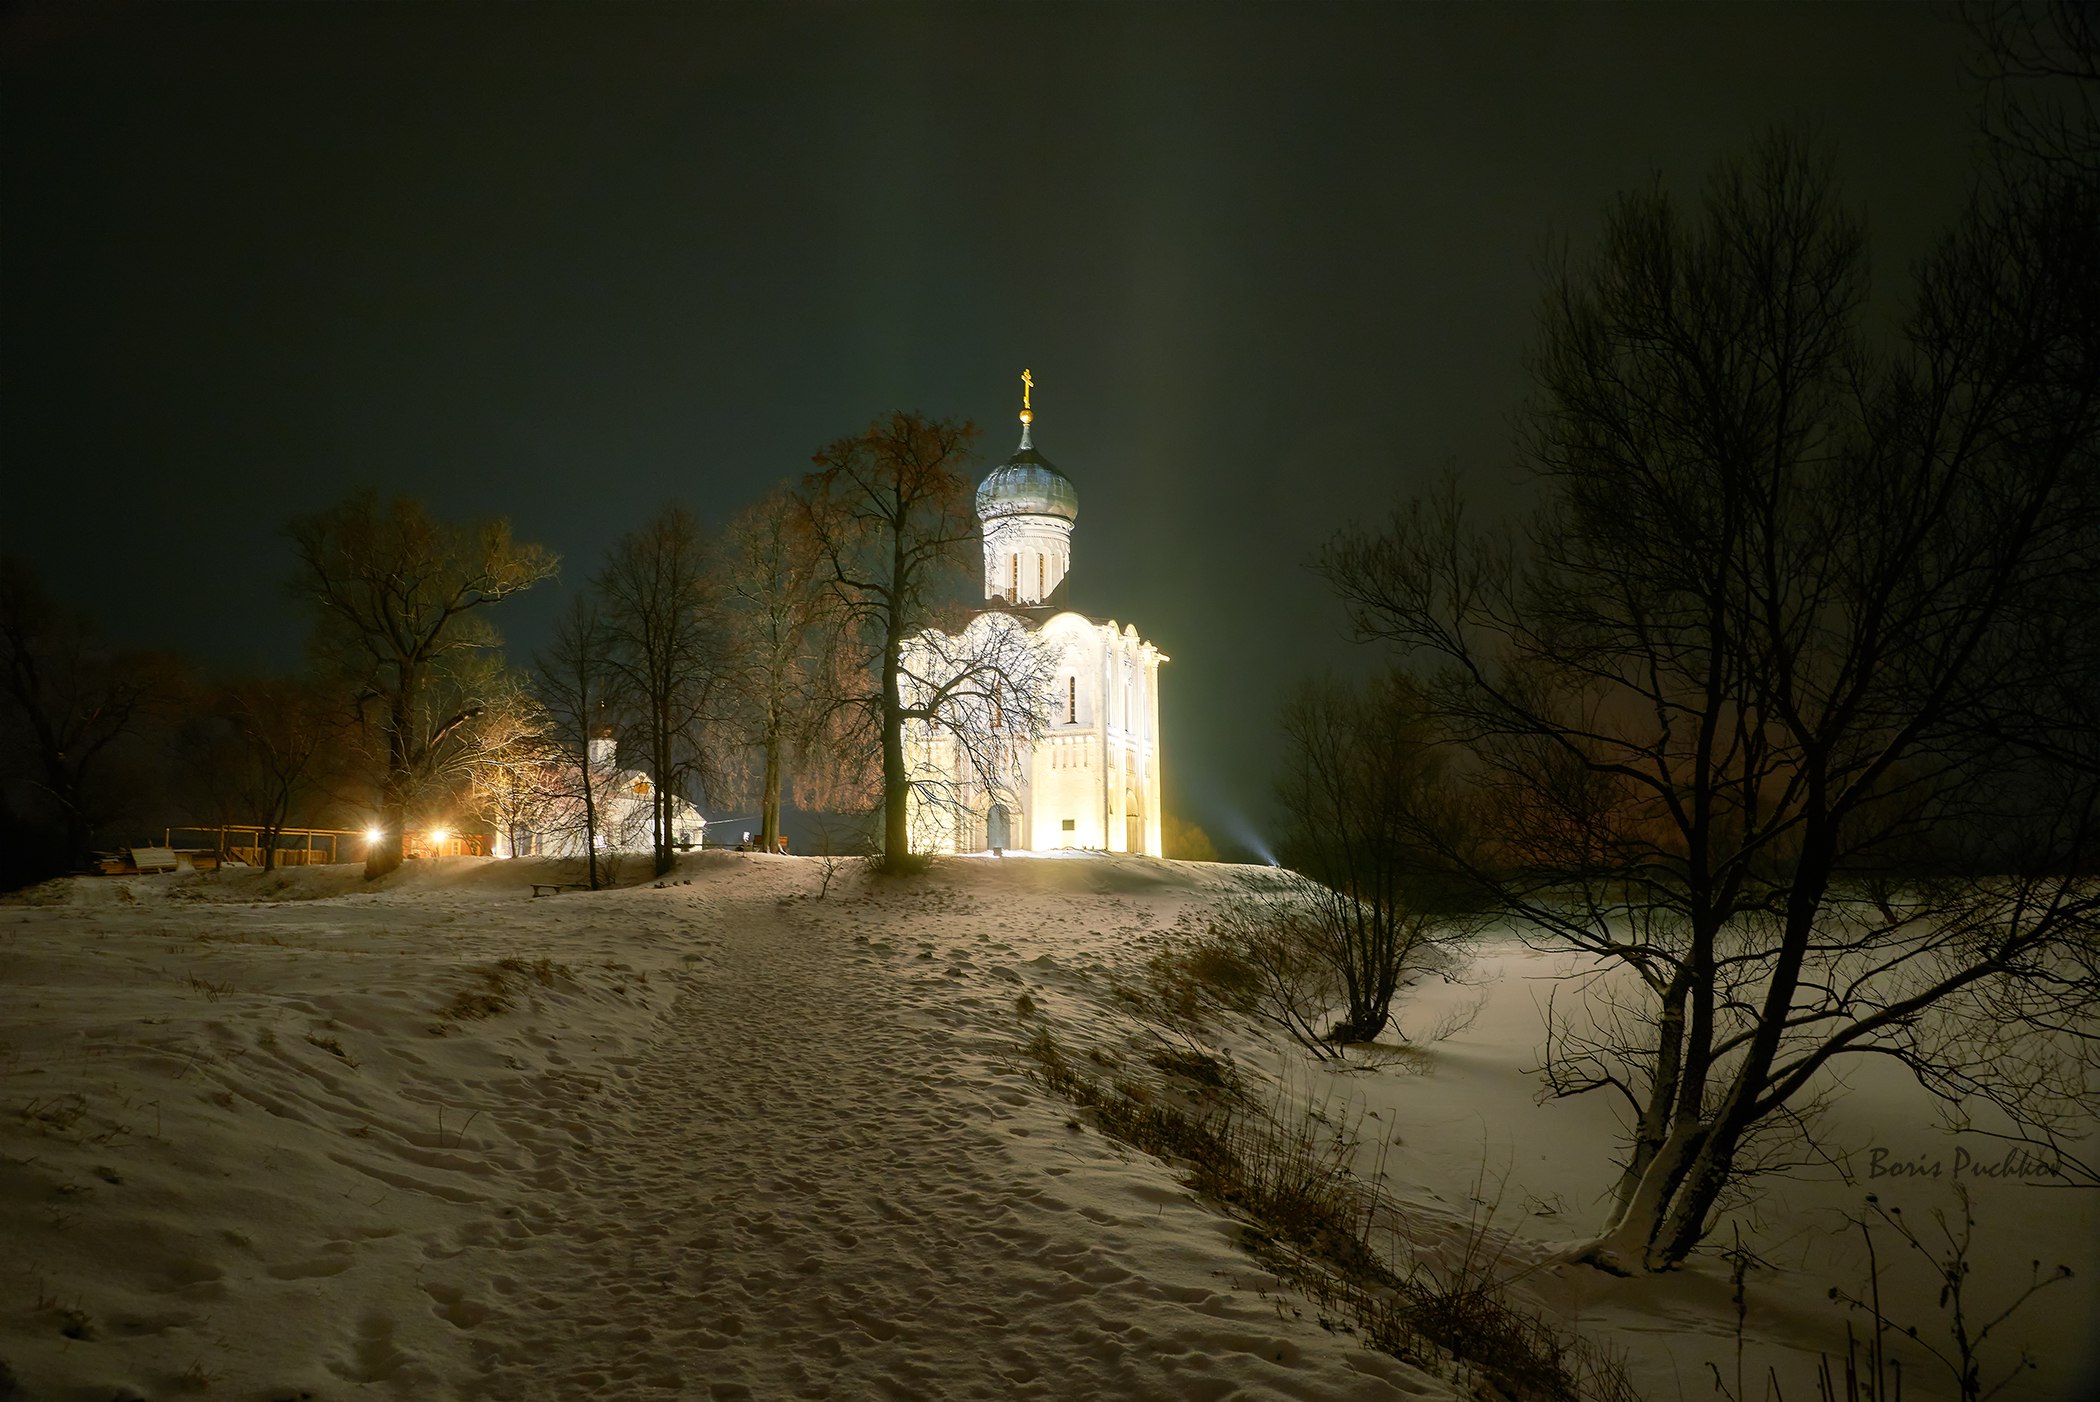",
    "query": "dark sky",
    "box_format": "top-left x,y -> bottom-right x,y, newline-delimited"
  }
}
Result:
1,2 -> 1986,851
